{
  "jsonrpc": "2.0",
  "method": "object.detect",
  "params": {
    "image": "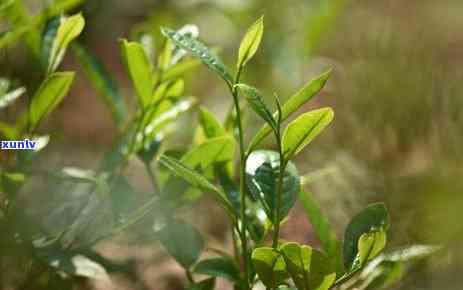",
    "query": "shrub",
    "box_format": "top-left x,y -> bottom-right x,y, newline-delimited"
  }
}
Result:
0,5 -> 437,290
